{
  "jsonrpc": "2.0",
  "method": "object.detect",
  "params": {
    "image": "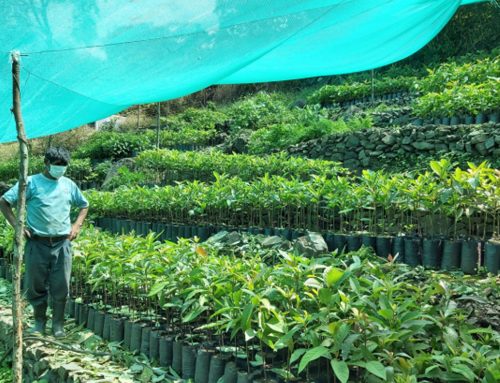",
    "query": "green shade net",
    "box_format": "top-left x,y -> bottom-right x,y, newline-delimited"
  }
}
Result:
0,0 -> 485,143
